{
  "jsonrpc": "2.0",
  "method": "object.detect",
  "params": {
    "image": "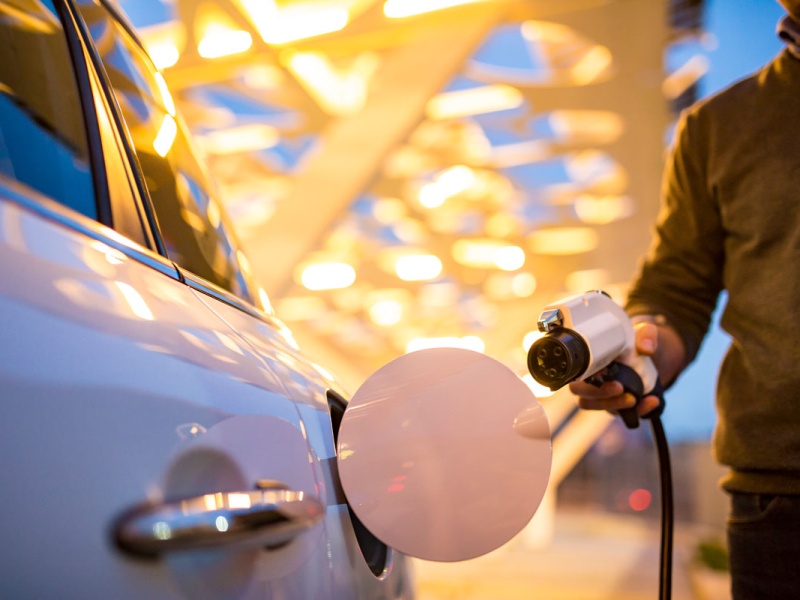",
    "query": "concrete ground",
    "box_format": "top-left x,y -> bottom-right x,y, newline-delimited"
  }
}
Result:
411,508 -> 731,600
